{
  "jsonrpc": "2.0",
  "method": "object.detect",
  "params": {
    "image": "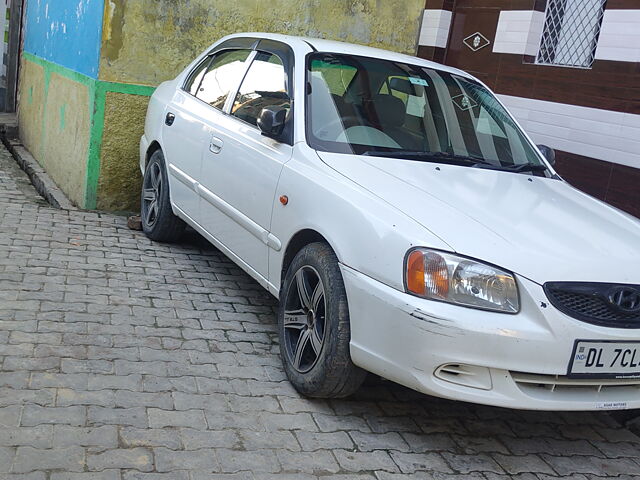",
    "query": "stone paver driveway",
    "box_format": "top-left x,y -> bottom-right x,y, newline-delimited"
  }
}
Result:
1,143 -> 639,480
